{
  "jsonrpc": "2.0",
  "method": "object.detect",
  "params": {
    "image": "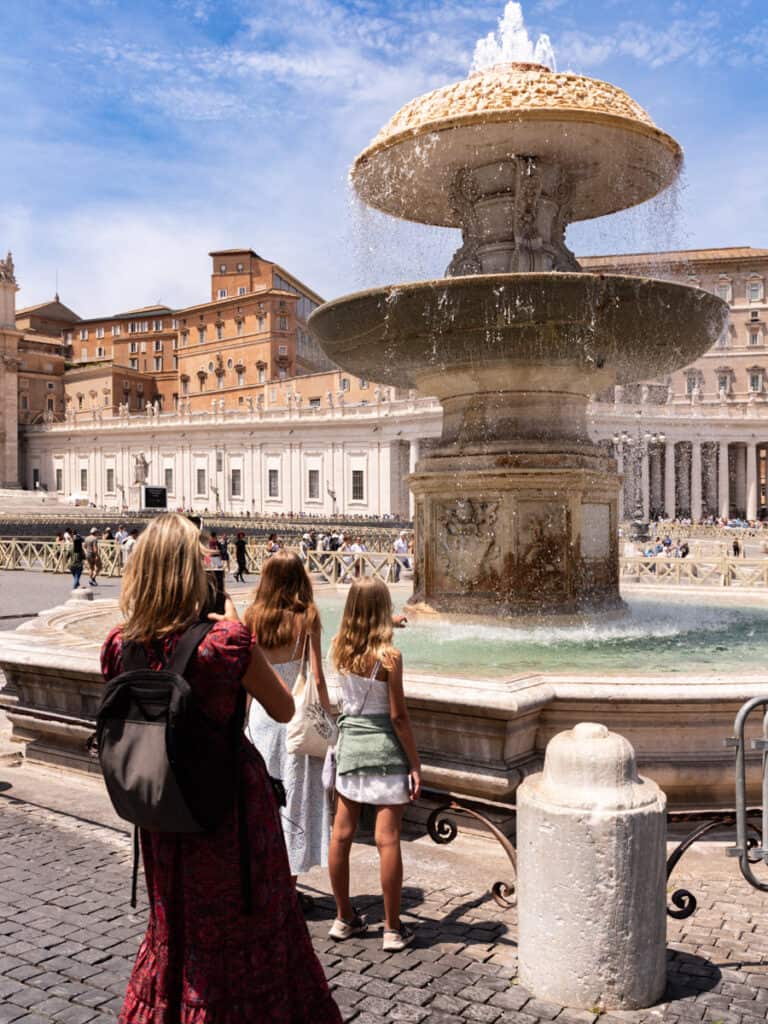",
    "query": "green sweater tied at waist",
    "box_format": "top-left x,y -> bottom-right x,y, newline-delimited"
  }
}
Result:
336,713 -> 409,776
